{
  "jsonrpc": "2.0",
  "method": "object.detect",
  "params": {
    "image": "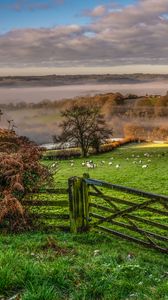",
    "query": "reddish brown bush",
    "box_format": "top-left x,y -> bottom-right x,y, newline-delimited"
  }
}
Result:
0,129 -> 49,231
